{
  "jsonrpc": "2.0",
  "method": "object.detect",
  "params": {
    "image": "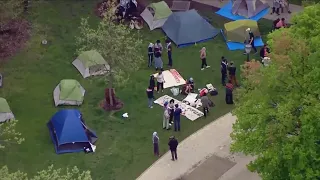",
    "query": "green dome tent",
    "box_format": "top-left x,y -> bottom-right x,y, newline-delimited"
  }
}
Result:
140,1 -> 172,30
72,50 -> 110,78
224,19 -> 260,43
53,79 -> 85,106
0,97 -> 15,122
